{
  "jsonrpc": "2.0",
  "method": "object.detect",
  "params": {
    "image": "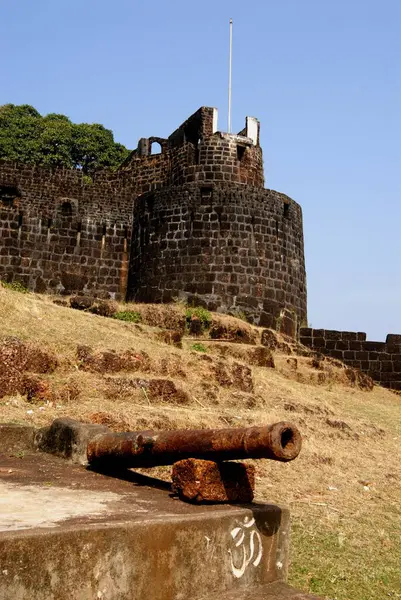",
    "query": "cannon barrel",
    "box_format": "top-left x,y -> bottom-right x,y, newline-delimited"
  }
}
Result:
87,422 -> 302,468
